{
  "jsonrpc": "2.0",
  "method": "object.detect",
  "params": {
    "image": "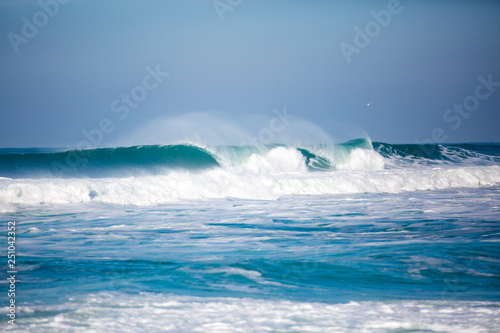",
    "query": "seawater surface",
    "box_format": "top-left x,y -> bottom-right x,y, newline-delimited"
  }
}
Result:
1,140 -> 500,332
